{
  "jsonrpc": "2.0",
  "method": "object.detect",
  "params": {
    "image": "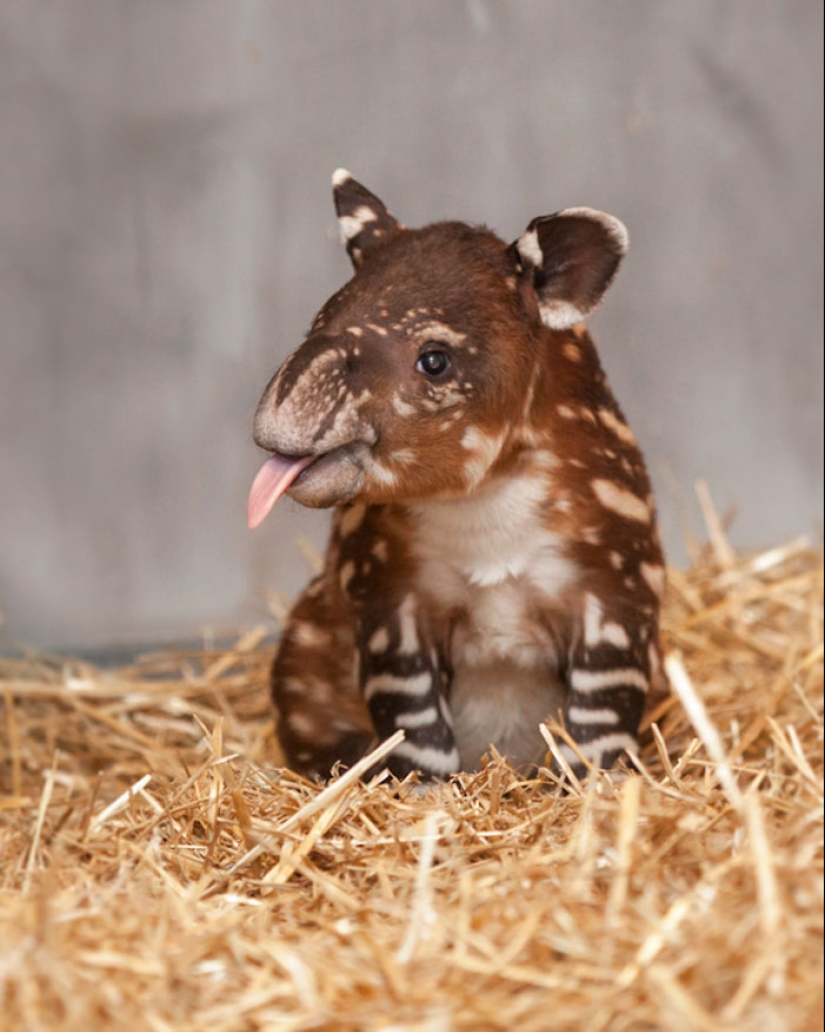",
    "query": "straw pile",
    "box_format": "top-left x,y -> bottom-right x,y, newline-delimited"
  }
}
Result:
1,532 -> 822,1031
